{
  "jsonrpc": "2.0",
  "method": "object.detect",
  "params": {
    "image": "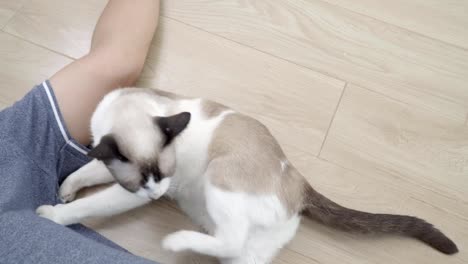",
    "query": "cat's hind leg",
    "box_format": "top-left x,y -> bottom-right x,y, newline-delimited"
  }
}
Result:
221,215 -> 301,264
59,159 -> 114,202
162,184 -> 249,259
